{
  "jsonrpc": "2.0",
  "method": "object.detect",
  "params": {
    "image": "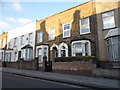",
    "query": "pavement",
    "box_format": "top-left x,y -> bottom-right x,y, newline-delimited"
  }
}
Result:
1,67 -> 120,89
